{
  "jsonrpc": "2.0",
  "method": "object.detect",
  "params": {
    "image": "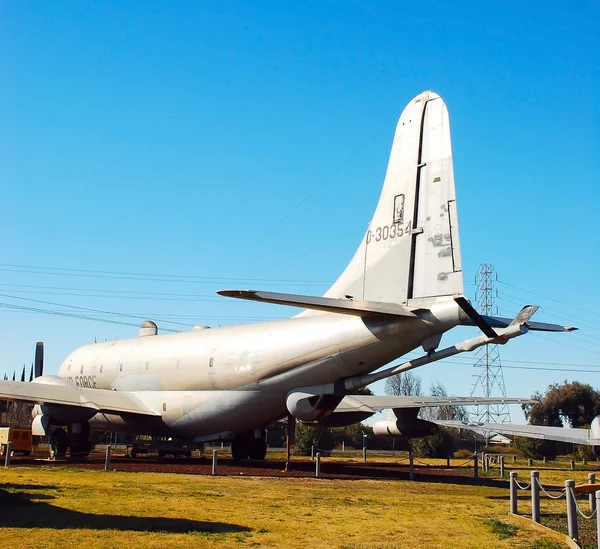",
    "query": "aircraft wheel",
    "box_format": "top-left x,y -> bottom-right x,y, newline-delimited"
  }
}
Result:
249,439 -> 267,460
50,428 -> 68,458
231,435 -> 250,460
